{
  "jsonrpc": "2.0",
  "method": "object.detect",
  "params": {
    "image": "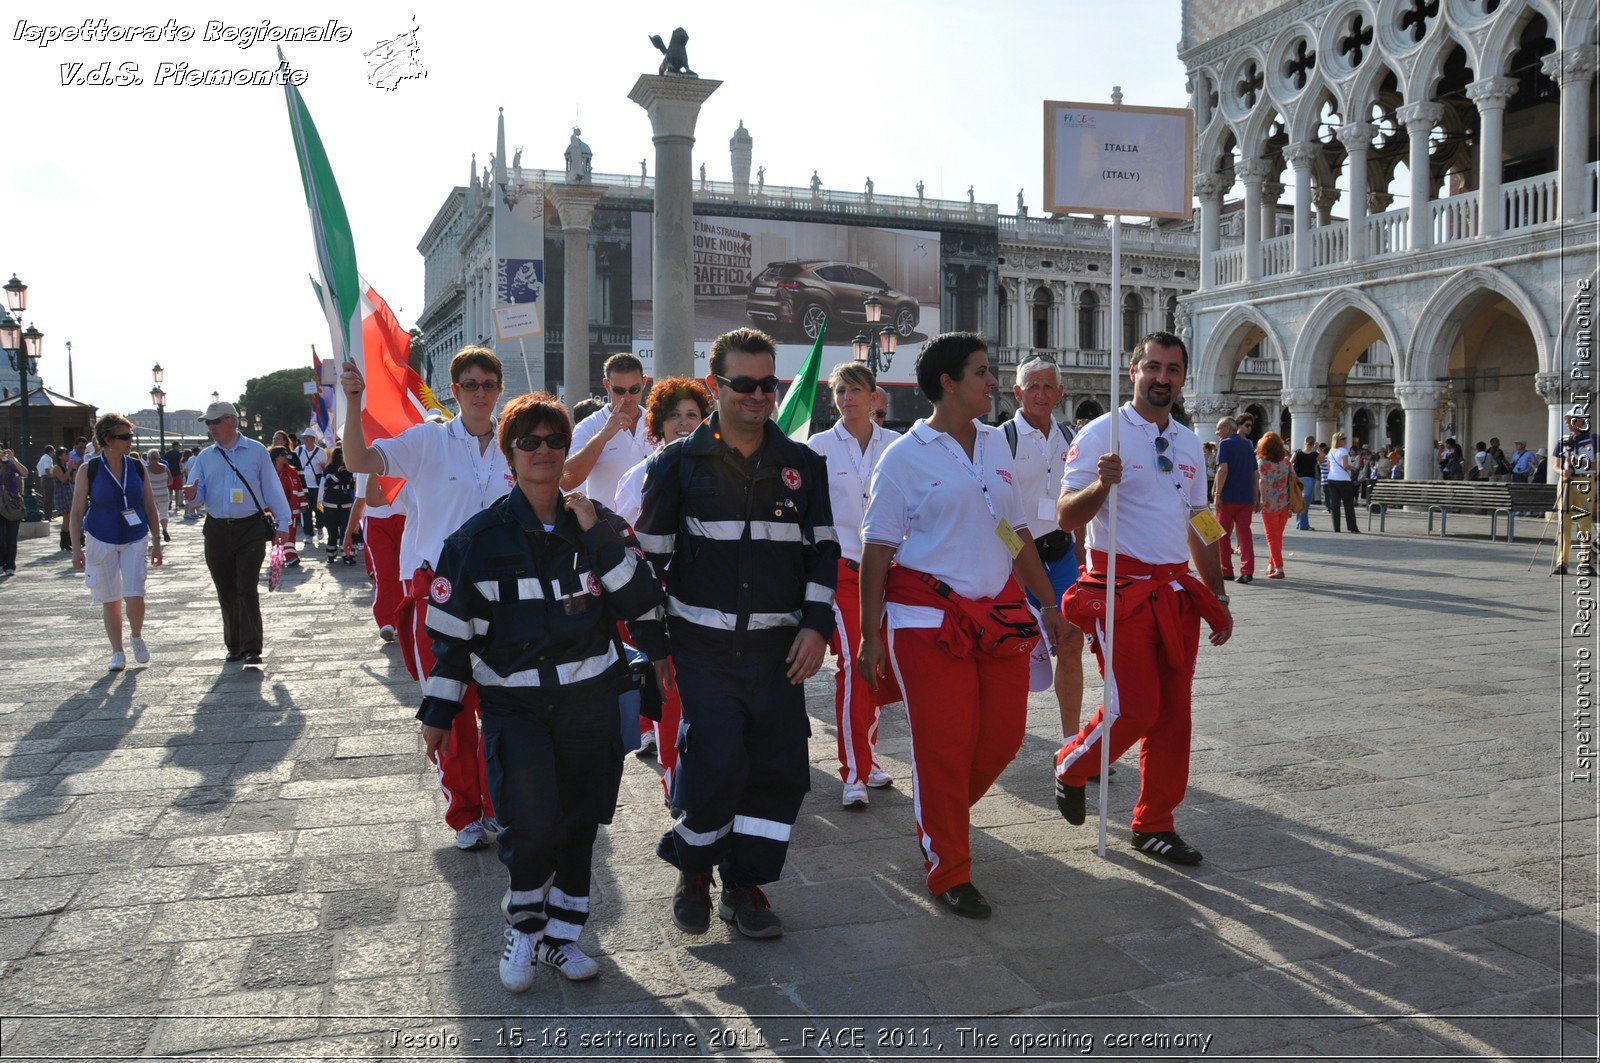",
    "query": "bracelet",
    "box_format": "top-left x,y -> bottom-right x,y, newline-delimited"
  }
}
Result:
1215,593 -> 1230,604
1042,604 -> 1061,612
